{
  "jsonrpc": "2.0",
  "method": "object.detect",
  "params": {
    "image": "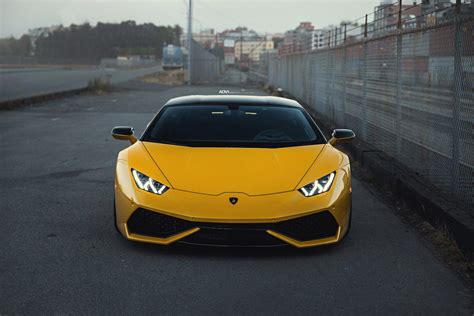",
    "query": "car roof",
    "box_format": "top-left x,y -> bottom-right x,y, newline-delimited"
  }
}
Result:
163,95 -> 303,108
